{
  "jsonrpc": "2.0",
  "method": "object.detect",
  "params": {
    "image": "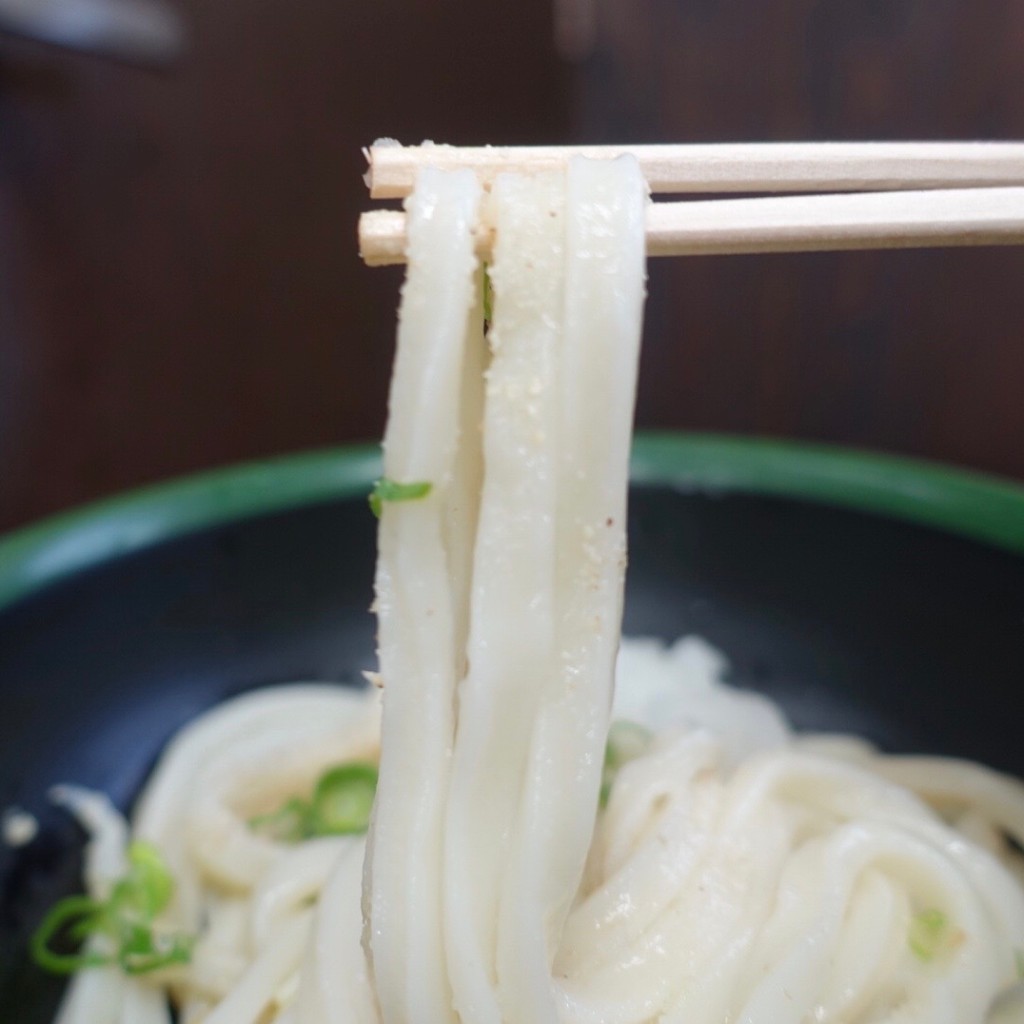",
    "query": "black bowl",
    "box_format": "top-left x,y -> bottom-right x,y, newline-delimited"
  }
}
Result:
3,433 -> 1024,1020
